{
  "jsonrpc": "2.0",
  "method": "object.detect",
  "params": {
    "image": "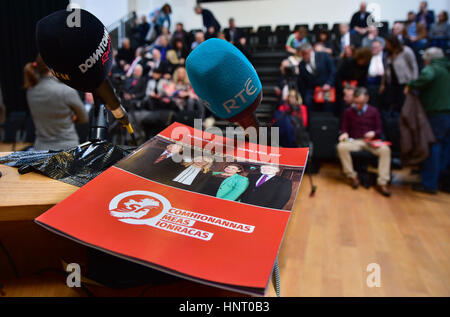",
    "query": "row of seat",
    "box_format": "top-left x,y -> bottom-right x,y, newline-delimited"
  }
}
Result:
224,21 -> 391,38
185,21 -> 392,52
